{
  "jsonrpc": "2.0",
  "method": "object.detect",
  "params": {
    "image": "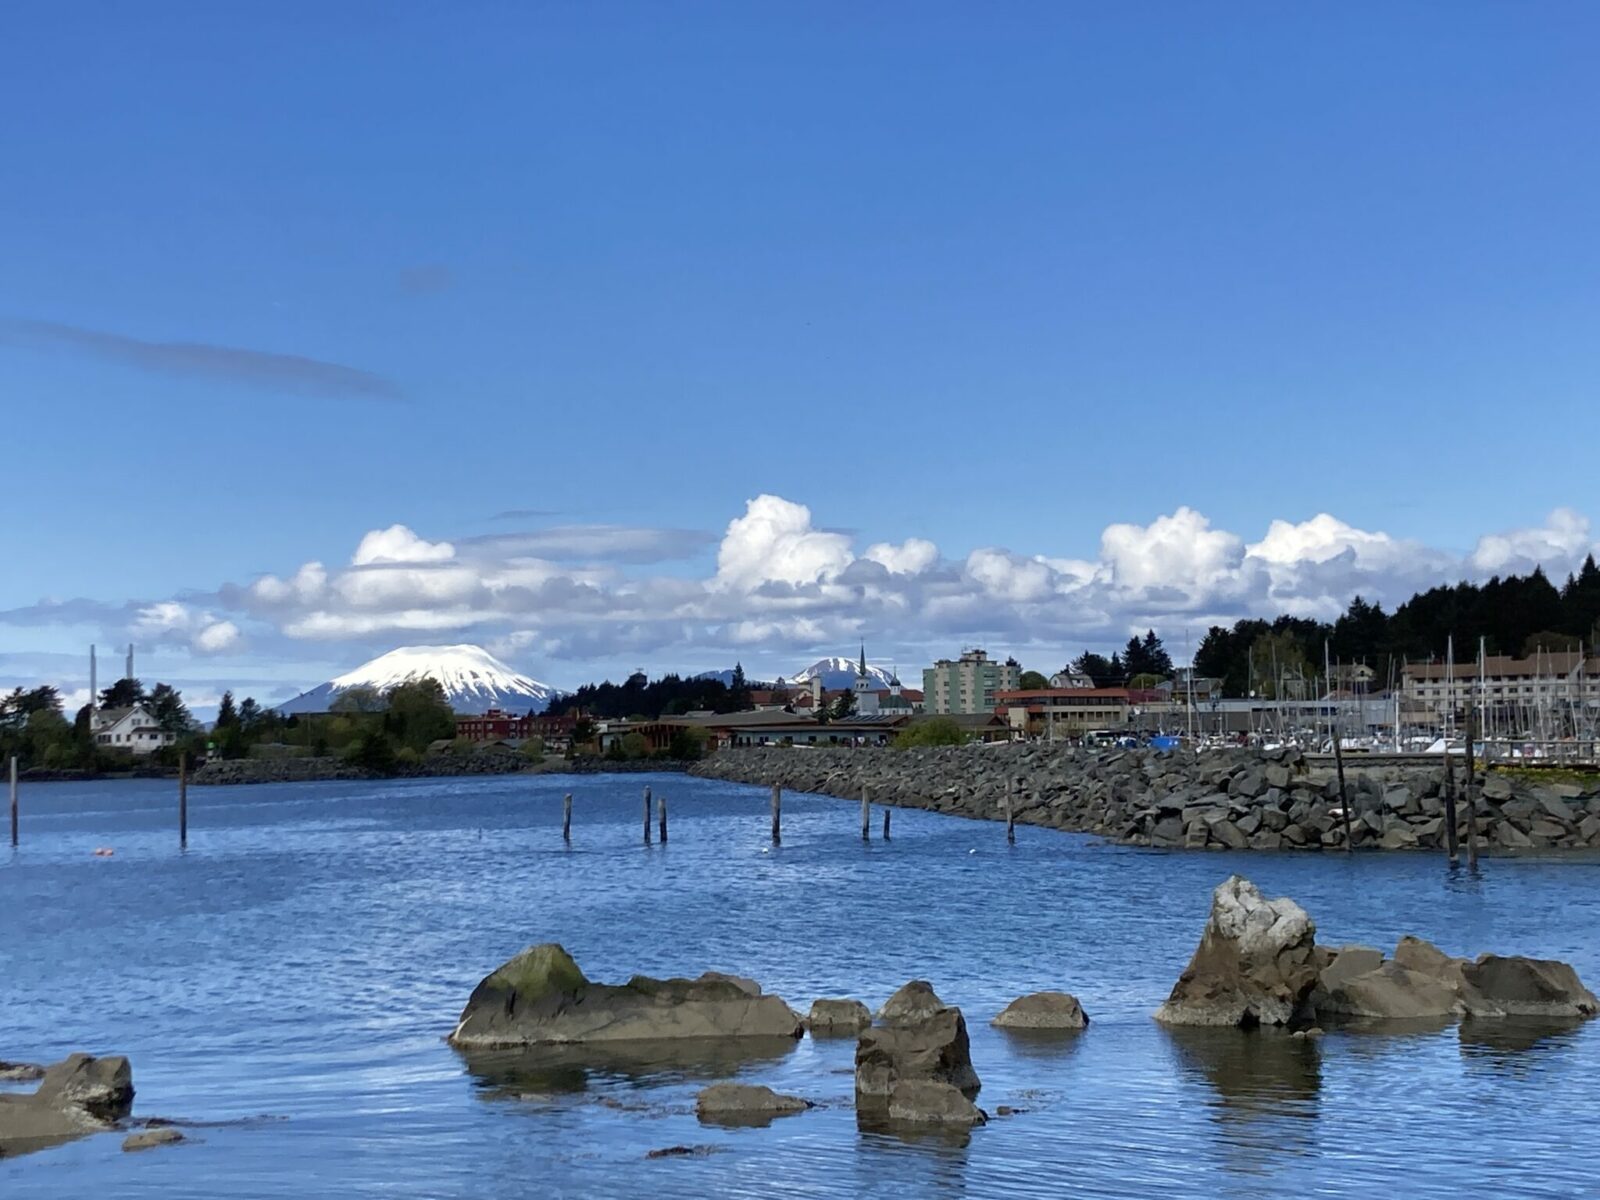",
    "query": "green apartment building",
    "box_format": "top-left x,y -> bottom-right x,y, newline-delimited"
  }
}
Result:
922,648 -> 1021,715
